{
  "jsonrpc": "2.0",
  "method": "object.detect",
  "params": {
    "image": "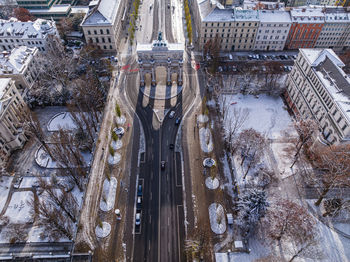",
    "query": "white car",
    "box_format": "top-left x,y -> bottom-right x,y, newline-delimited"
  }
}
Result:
169,111 -> 175,119
135,212 -> 141,226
